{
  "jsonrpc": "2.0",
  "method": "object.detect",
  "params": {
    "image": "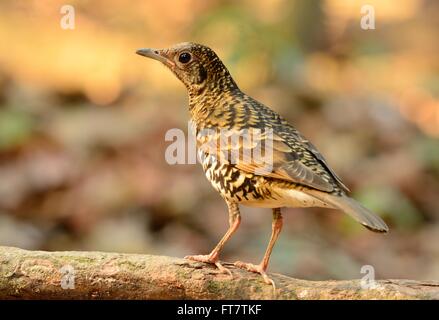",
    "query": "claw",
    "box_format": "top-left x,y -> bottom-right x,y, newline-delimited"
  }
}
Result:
234,261 -> 276,292
215,261 -> 233,276
185,254 -> 232,276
